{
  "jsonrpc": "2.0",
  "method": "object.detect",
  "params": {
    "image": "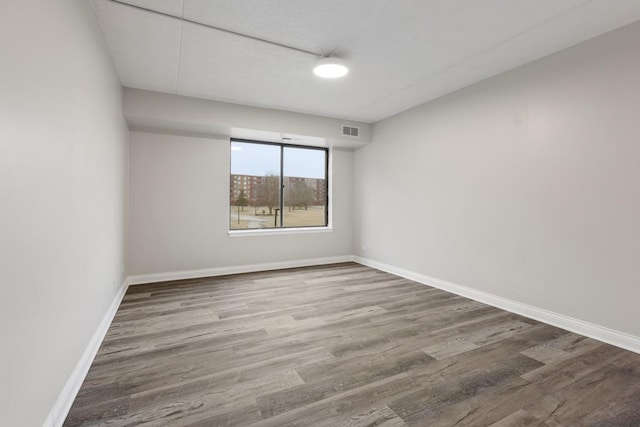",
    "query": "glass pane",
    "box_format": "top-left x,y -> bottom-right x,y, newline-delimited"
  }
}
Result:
230,141 -> 281,230
283,147 -> 327,227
